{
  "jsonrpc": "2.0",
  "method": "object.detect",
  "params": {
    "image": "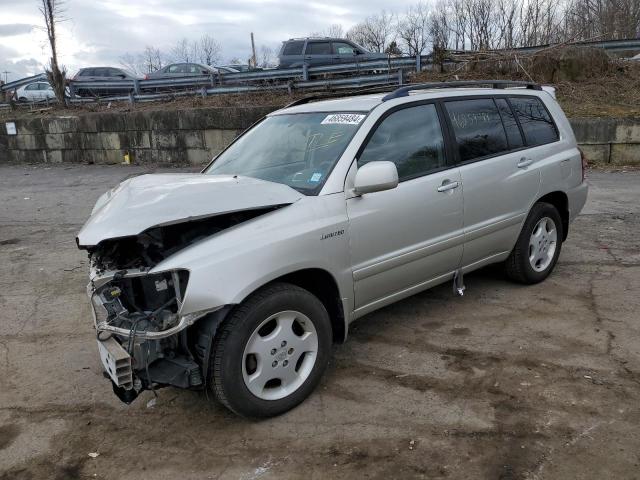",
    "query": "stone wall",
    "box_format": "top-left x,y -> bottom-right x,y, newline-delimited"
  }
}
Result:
0,106 -> 276,165
570,118 -> 640,165
1,107 -> 639,165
